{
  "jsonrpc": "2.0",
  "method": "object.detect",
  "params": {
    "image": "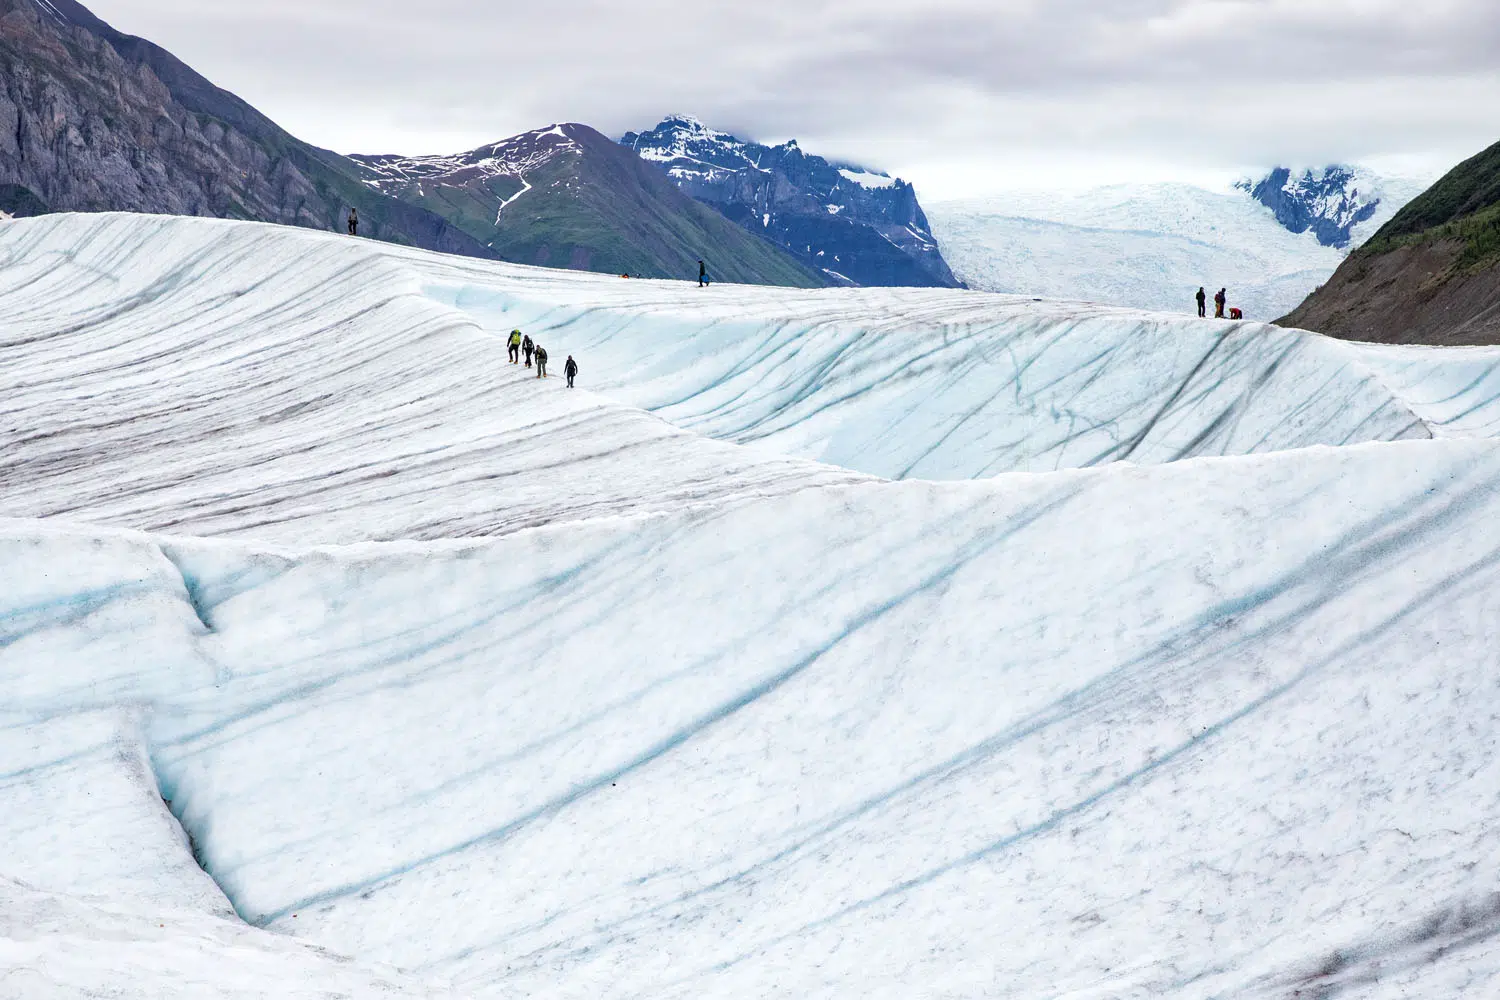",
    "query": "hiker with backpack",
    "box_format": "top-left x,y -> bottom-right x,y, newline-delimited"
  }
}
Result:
522,334 -> 535,368
698,260 -> 708,287
507,330 -> 522,364
535,345 -> 549,378
565,355 -> 578,388
1214,288 -> 1227,319
347,208 -> 358,236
